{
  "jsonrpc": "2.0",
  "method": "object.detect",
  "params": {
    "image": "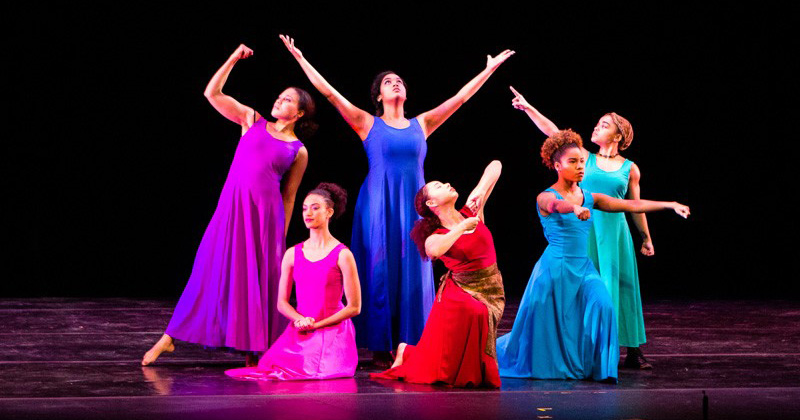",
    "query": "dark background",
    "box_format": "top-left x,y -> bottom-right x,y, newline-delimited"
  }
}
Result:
4,4 -> 796,300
